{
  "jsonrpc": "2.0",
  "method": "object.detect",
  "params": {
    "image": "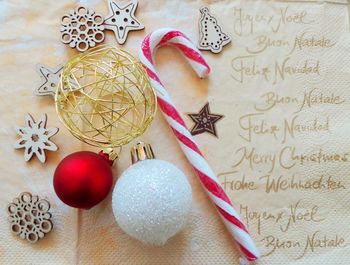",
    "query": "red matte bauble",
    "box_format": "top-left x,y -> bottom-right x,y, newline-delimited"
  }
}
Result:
53,151 -> 113,209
